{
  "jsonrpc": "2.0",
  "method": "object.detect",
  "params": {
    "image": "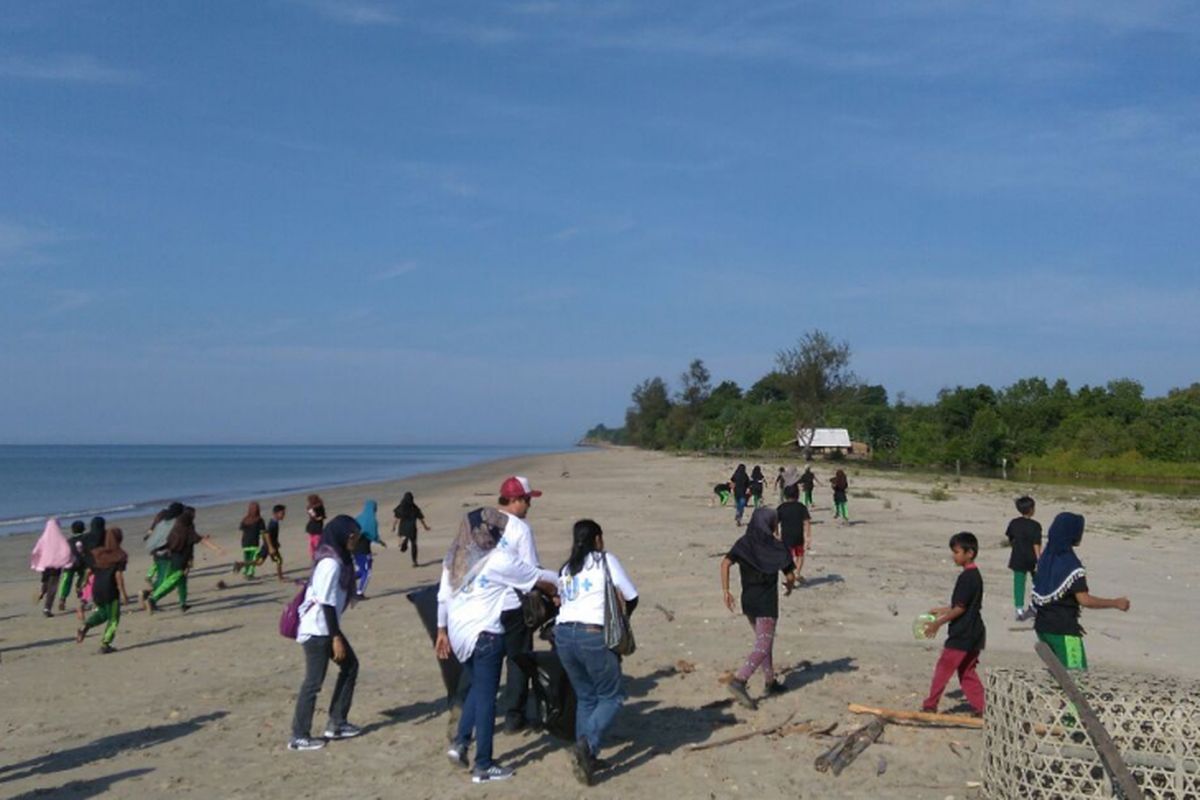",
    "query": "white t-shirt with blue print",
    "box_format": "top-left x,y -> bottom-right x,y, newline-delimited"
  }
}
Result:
557,552 -> 638,627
